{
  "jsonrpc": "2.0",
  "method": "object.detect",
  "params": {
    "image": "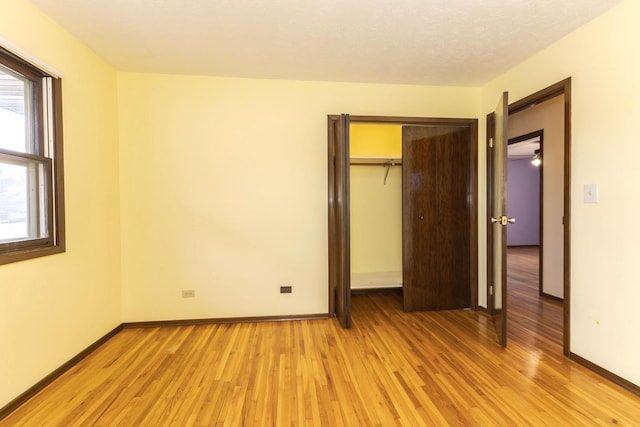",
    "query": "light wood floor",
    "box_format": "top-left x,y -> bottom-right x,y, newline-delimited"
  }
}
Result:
3,247 -> 640,425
